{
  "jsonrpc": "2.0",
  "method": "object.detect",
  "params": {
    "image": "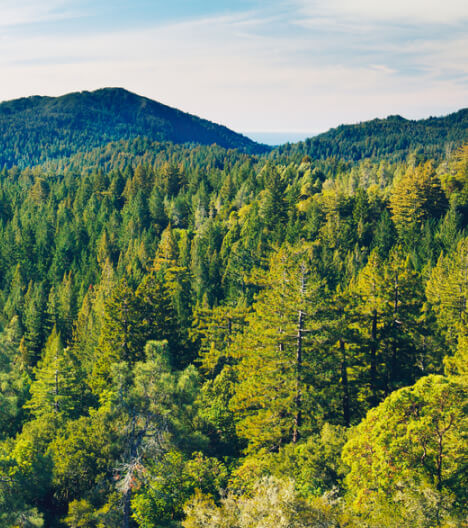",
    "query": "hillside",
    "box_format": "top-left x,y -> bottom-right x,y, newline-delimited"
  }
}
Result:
272,109 -> 468,162
0,87 -> 268,168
